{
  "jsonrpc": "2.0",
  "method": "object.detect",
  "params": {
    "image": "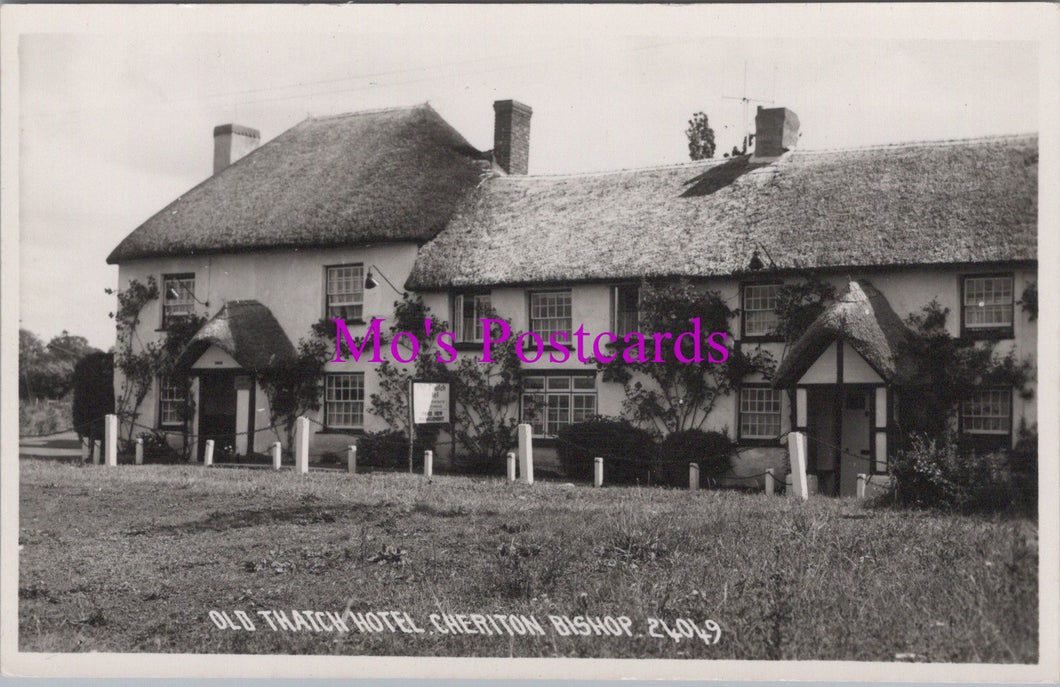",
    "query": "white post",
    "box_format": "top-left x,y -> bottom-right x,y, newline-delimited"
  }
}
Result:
787,431 -> 810,500
347,445 -> 357,475
764,468 -> 775,496
295,416 -> 309,475
857,474 -> 867,499
80,437 -> 90,463
135,438 -> 144,466
506,452 -> 517,482
104,414 -> 118,466
93,440 -> 102,466
517,423 -> 534,485
204,439 -> 214,467
593,457 -> 604,488
689,463 -> 699,491
272,442 -> 282,470
424,450 -> 433,479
